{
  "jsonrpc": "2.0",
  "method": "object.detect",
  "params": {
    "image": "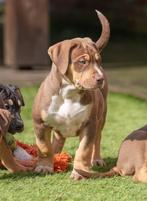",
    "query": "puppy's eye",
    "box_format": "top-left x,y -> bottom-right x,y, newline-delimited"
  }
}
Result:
78,59 -> 88,65
74,58 -> 89,72
4,104 -> 10,110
